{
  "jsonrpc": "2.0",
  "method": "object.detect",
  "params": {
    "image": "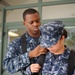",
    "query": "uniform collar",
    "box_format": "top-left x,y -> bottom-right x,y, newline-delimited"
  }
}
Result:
25,32 -> 40,44
45,46 -> 70,61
